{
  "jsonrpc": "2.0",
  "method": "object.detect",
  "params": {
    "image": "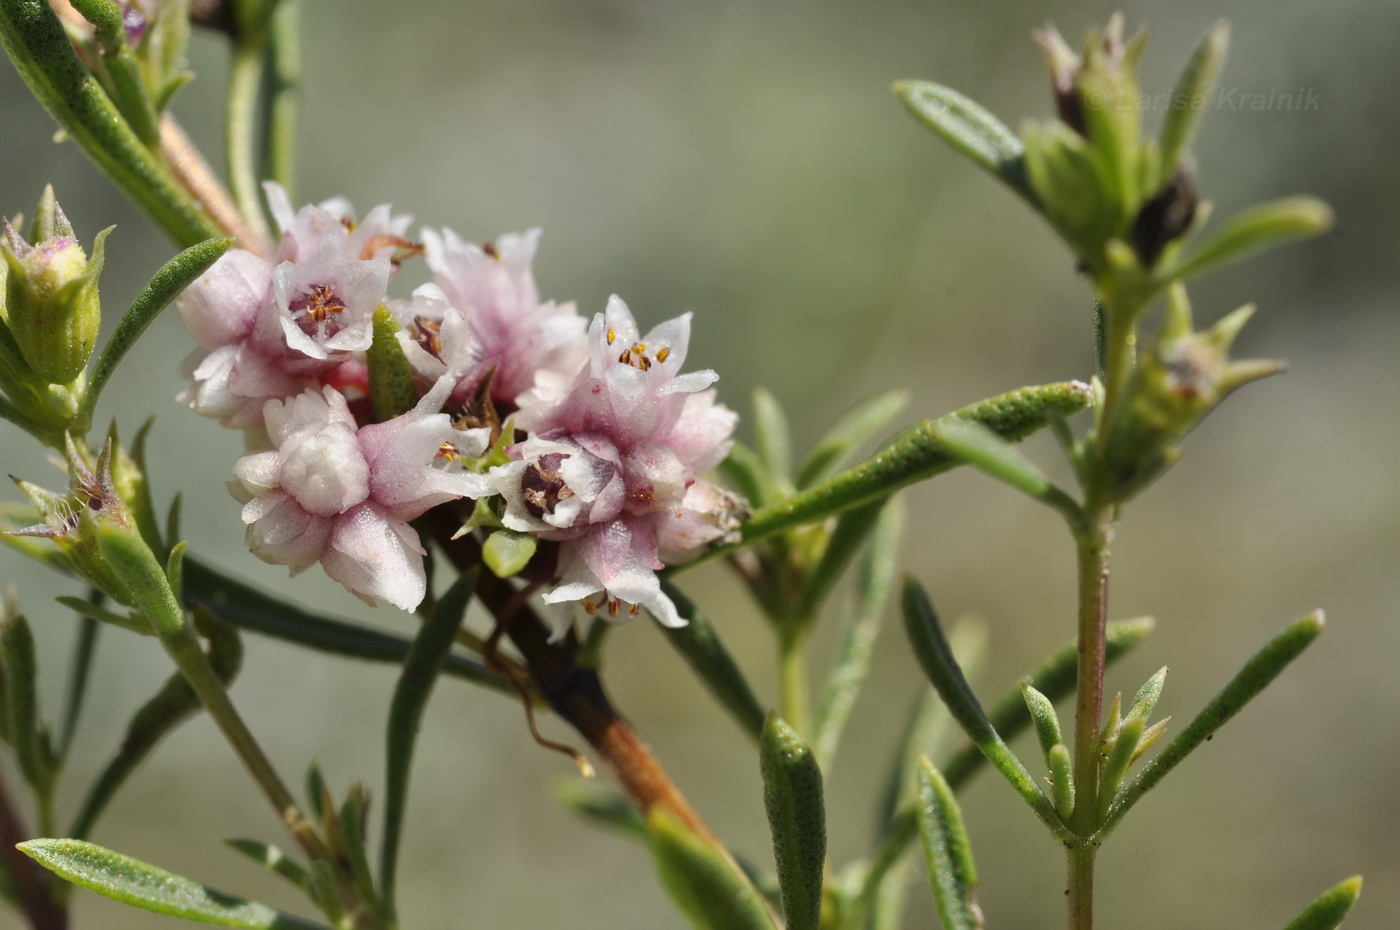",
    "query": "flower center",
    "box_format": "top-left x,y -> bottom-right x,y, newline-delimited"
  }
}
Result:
520,458 -> 575,519
289,284 -> 347,328
605,328 -> 671,371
